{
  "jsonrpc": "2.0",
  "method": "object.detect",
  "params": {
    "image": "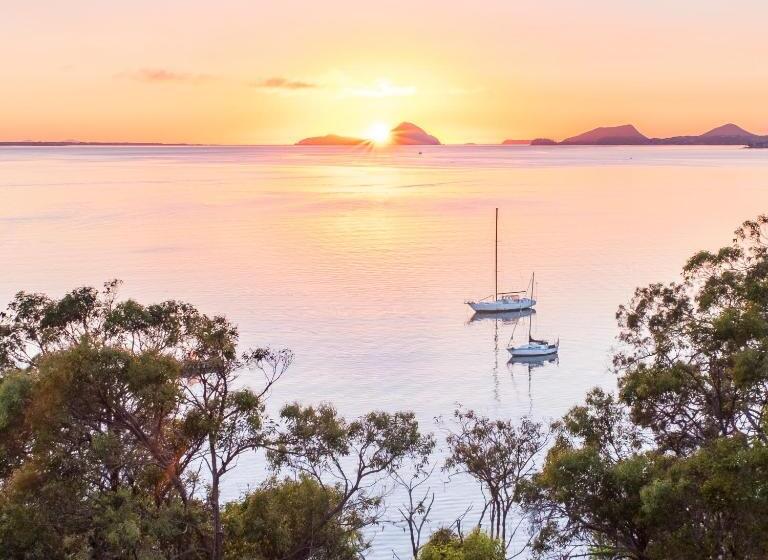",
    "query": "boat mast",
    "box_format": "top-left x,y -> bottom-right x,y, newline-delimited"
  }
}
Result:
528,272 -> 535,341
494,208 -> 498,301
